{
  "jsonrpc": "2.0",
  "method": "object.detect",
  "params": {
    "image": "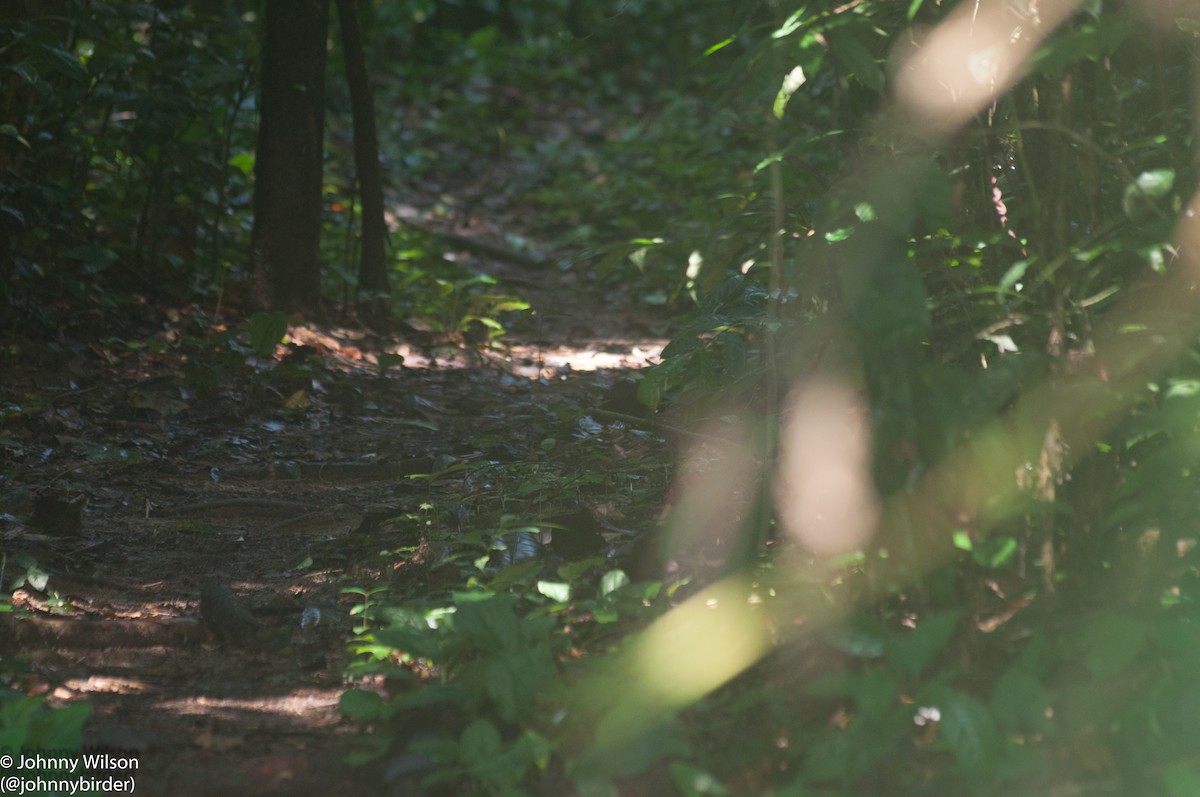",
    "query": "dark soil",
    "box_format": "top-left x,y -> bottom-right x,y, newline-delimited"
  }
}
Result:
1,197 -> 669,795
